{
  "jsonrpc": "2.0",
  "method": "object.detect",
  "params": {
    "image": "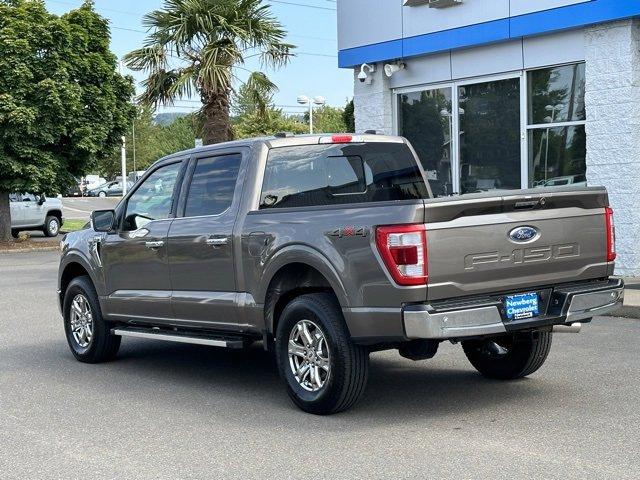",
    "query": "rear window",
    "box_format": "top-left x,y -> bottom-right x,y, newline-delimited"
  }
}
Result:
259,143 -> 428,209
